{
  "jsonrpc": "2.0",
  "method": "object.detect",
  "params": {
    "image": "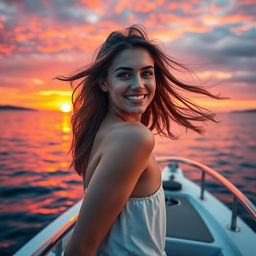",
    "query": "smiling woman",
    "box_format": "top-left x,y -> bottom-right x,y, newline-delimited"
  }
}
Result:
56,25 -> 222,256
